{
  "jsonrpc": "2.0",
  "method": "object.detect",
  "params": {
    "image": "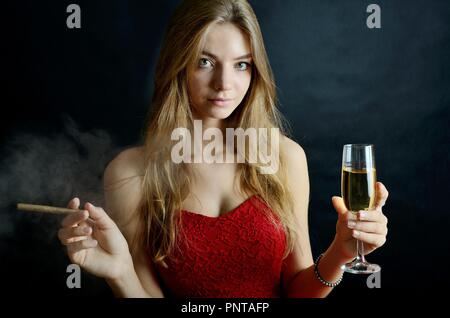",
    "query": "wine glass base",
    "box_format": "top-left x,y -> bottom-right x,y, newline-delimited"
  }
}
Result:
341,260 -> 381,274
